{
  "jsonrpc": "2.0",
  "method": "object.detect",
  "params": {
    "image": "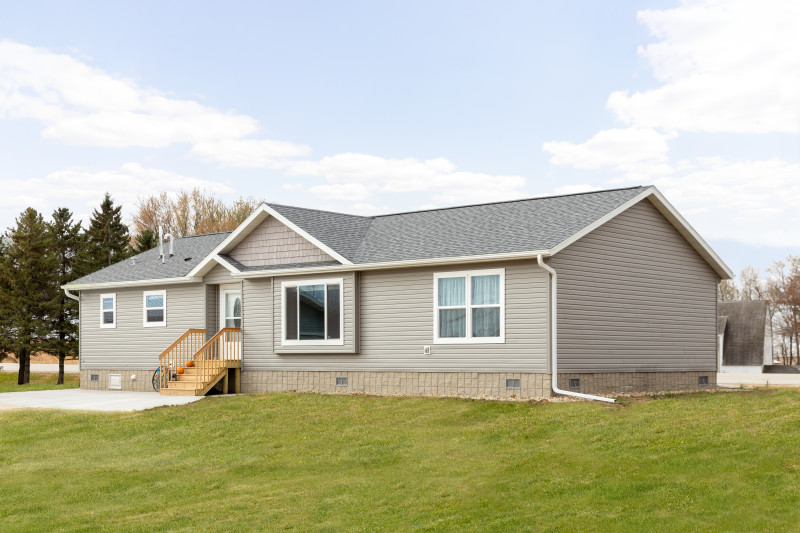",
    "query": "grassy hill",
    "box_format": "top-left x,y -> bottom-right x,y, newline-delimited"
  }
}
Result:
1,389 -> 799,531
